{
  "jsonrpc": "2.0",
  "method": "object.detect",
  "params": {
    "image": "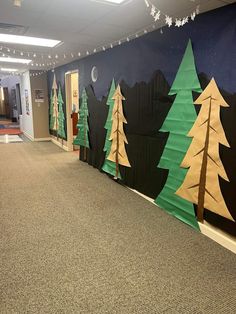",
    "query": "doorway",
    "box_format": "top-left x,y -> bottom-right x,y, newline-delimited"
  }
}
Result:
16,83 -> 22,117
65,70 -> 79,151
